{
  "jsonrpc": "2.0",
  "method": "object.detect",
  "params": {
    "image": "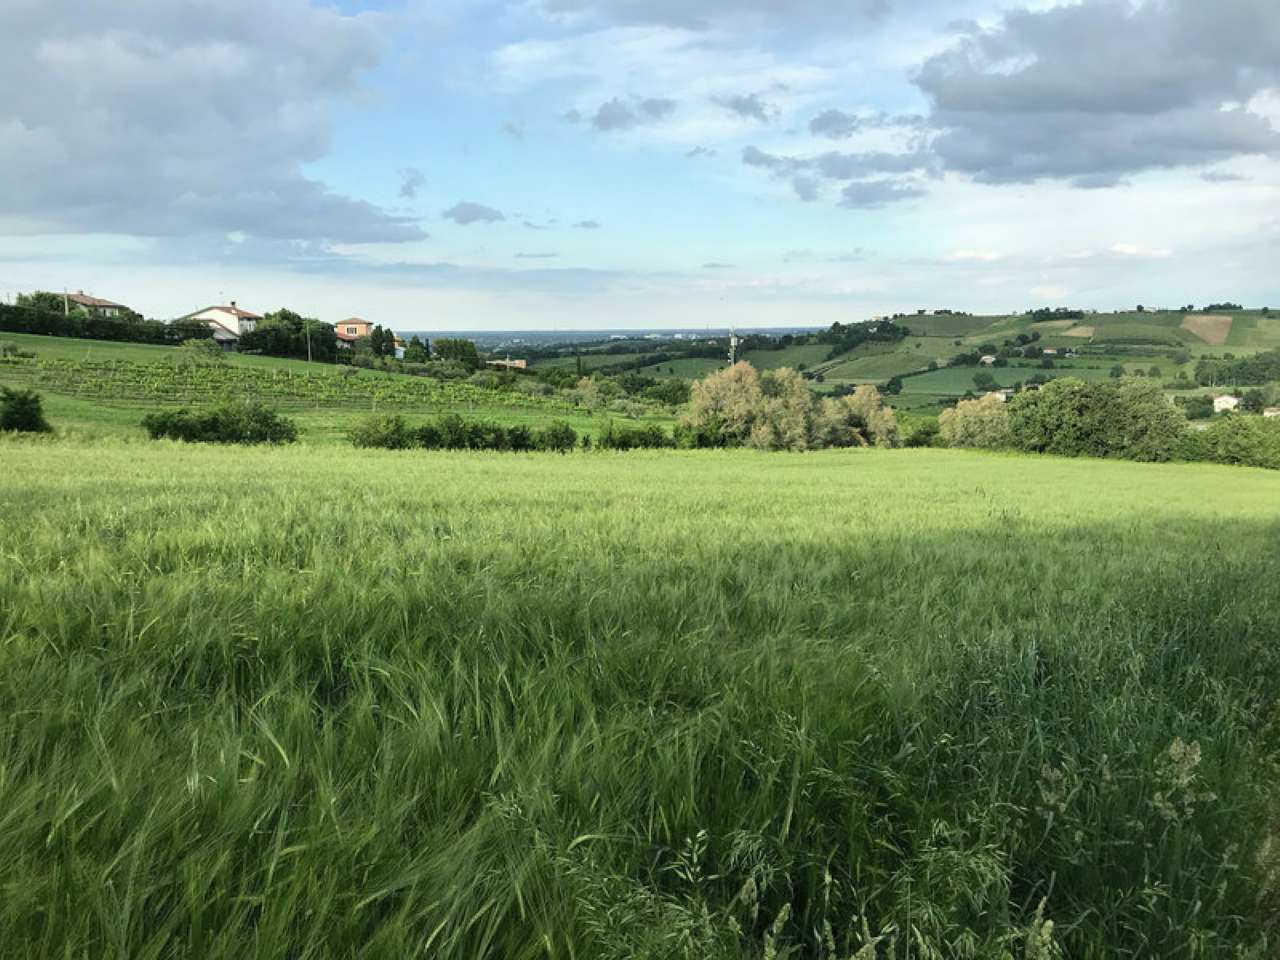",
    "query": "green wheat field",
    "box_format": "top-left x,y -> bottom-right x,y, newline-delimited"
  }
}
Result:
2,439 -> 1279,958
